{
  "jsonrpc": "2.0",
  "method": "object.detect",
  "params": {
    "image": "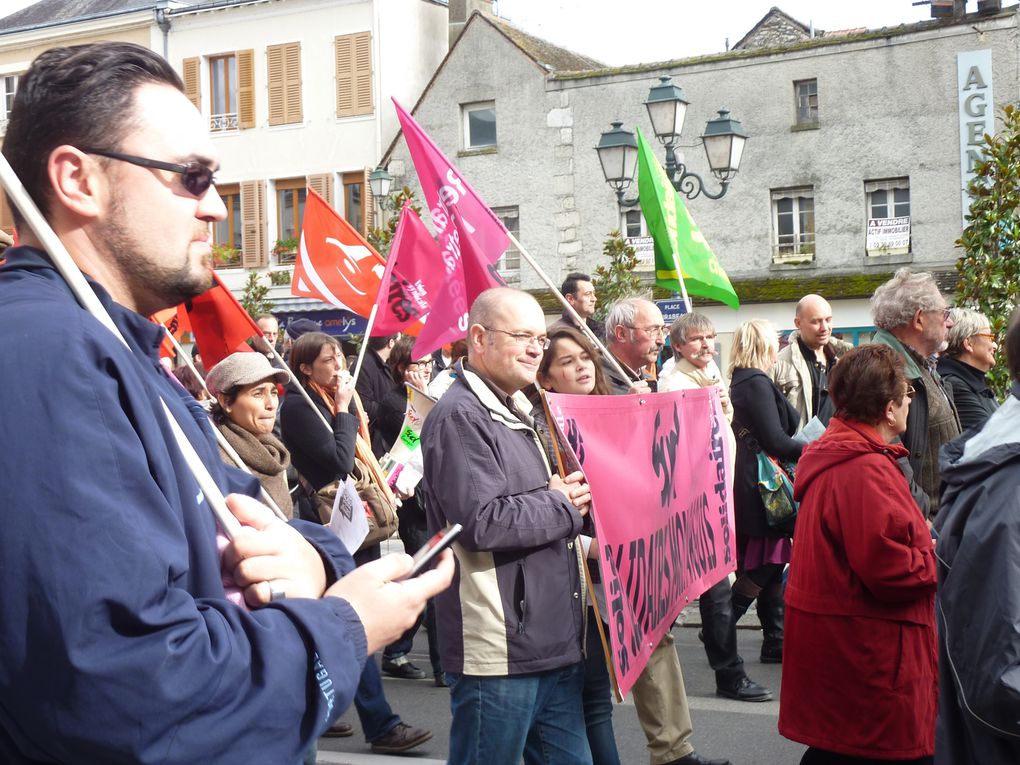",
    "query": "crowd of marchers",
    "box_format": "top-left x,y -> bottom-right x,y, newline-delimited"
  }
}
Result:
1,40 -> 1018,765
